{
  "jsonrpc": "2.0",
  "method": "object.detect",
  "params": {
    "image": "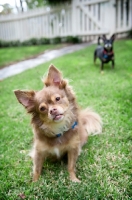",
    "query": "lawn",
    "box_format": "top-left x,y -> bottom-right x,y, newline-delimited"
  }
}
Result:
0,39 -> 132,200
0,44 -> 65,68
